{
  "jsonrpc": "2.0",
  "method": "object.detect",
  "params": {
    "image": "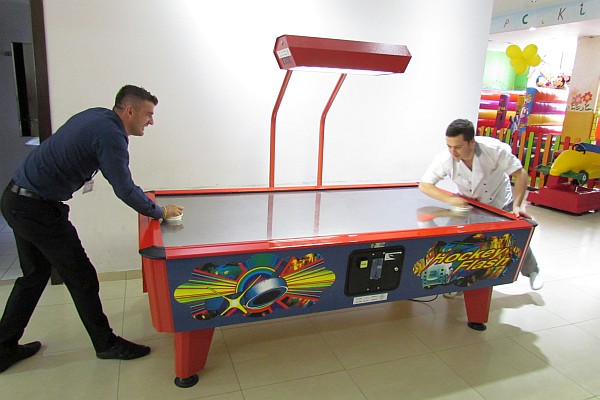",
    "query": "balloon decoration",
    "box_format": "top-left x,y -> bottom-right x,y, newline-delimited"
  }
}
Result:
505,44 -> 541,75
